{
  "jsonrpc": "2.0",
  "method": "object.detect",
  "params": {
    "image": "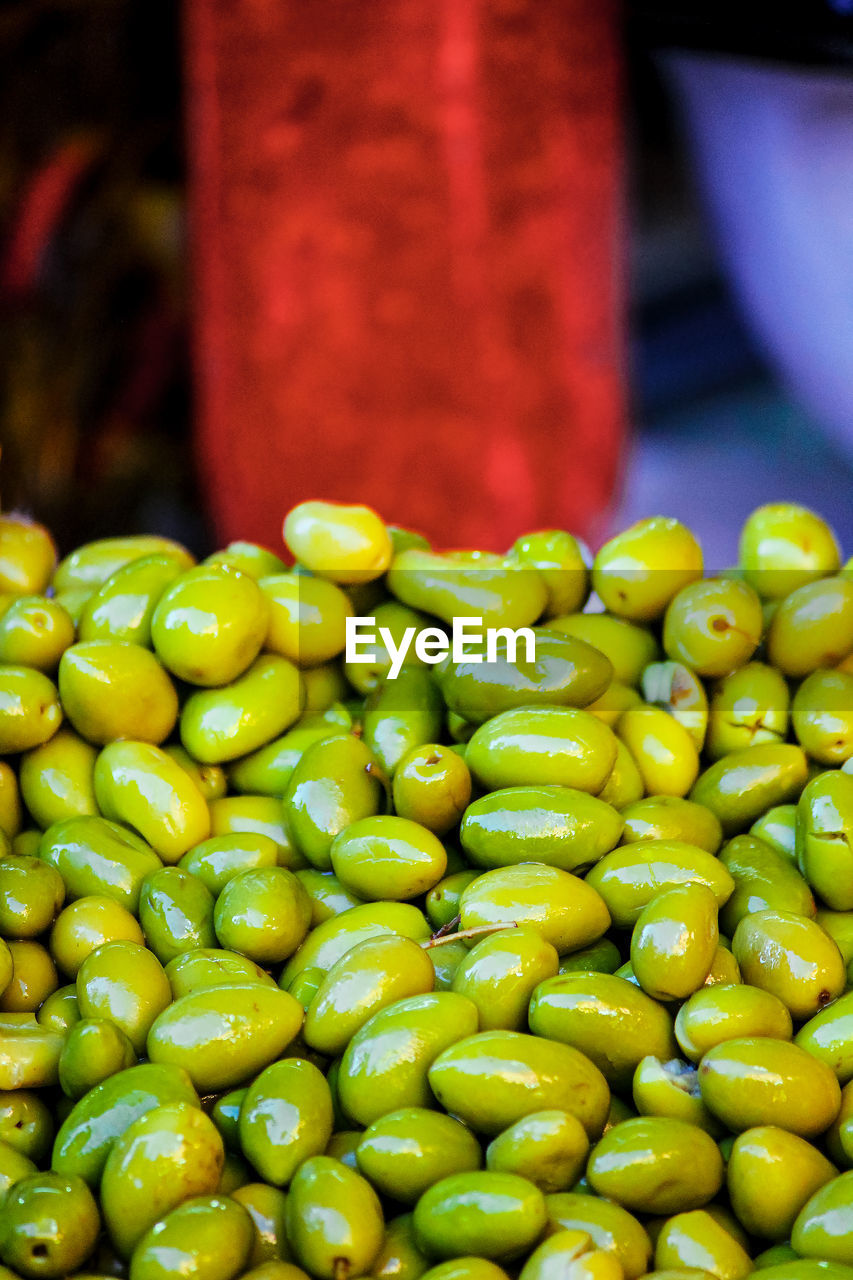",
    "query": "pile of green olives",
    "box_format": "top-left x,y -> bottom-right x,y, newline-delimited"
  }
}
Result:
4,499 -> 853,1280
